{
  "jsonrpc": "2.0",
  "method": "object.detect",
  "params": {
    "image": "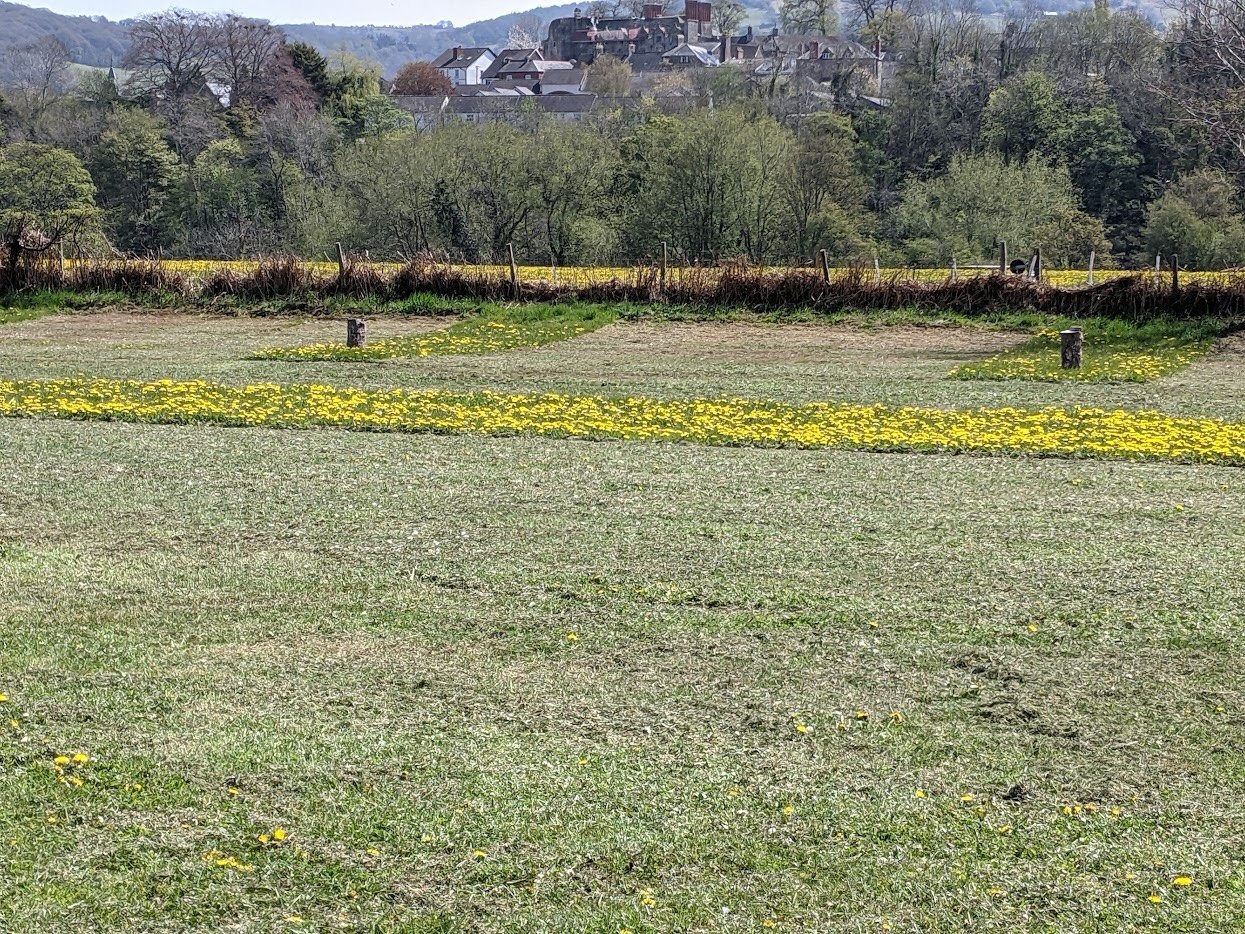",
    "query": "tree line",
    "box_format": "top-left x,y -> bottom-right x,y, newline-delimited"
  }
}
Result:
5,1 -> 1245,270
